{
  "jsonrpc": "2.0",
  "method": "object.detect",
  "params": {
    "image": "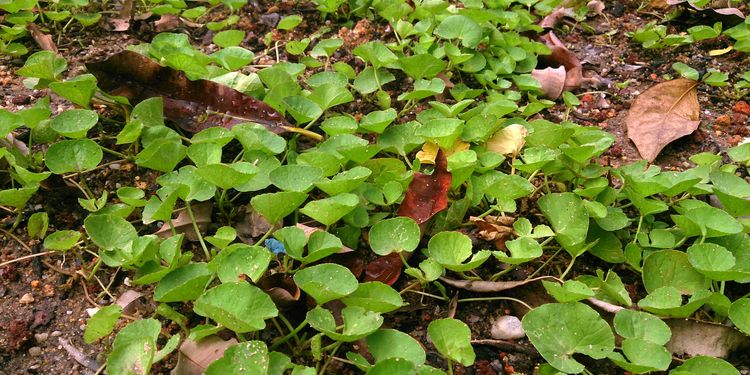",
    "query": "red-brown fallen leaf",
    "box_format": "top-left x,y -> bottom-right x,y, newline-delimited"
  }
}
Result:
396,149 -> 452,224
626,78 -> 700,162
86,50 -> 308,136
363,253 -> 402,285
26,24 -> 58,53
470,215 -> 515,251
